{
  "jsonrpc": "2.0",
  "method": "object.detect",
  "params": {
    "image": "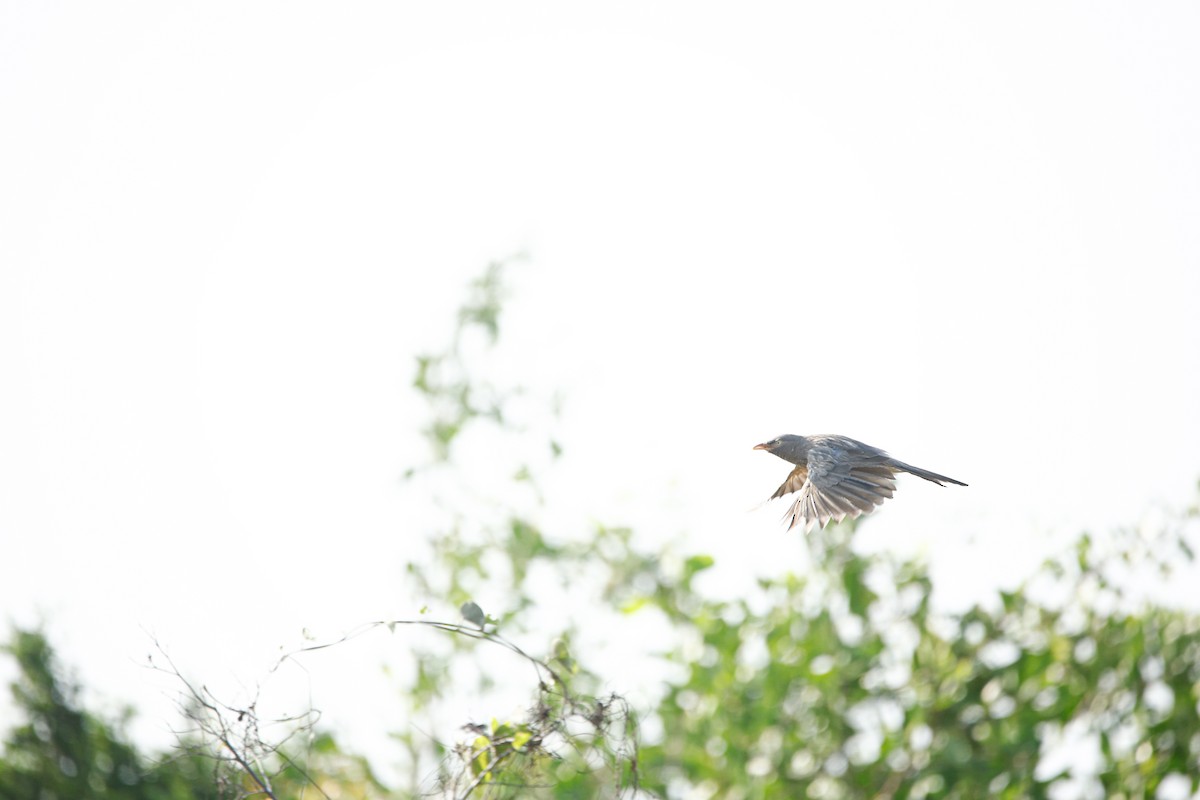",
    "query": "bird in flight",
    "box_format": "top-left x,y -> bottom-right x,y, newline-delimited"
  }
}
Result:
754,434 -> 966,532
